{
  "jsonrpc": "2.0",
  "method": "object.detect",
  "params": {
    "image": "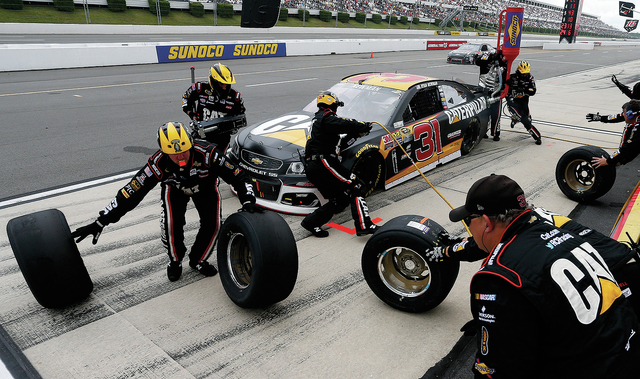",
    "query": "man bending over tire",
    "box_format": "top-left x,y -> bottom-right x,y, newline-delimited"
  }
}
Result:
71,122 -> 262,282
